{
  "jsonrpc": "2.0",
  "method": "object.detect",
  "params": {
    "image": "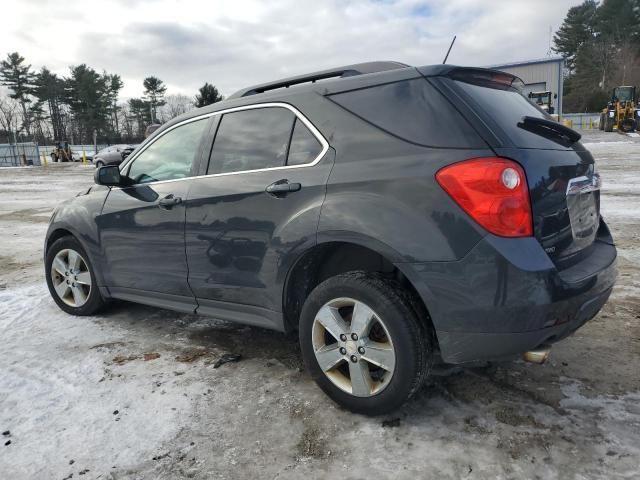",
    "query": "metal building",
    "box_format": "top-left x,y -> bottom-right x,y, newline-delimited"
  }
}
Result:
488,57 -> 565,116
